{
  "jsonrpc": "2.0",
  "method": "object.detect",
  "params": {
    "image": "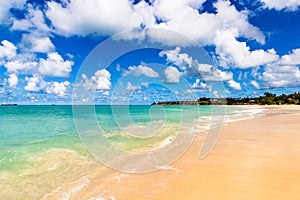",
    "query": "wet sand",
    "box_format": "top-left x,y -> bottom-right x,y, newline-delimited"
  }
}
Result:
45,106 -> 300,200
